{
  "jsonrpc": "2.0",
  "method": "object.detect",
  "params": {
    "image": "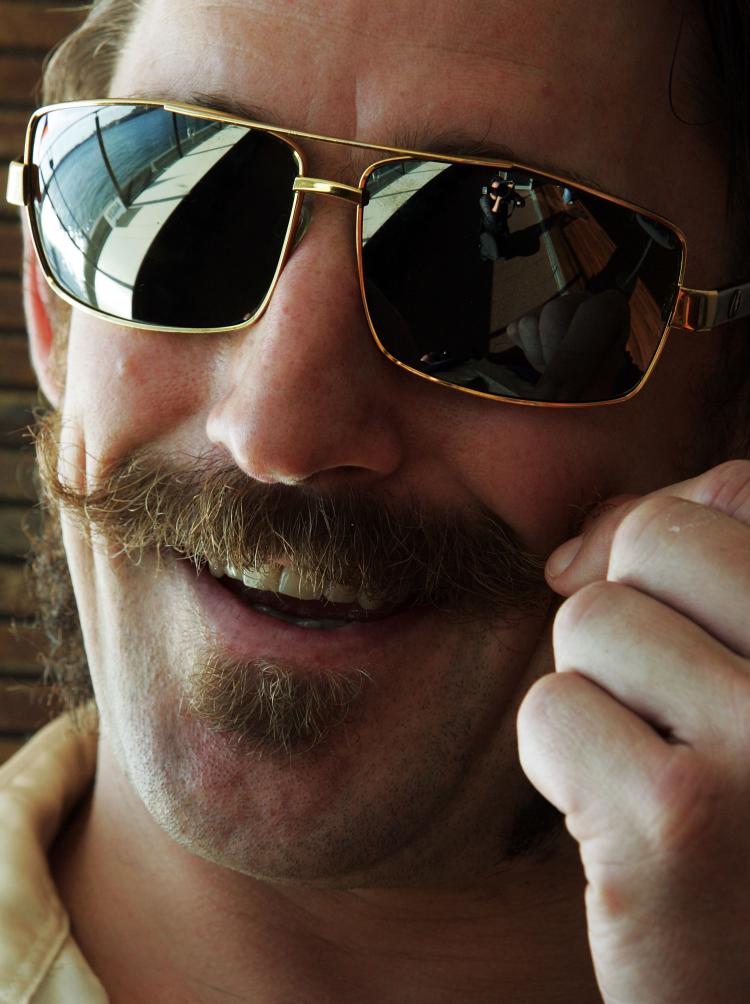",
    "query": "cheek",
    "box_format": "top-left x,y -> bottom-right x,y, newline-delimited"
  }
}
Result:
439,388 -> 698,555
457,412 -> 607,550
61,313 -> 219,480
